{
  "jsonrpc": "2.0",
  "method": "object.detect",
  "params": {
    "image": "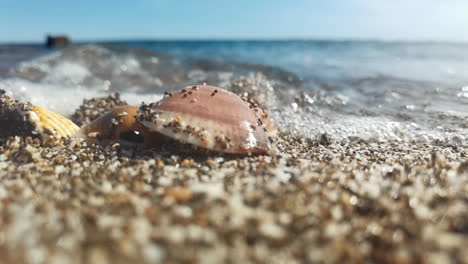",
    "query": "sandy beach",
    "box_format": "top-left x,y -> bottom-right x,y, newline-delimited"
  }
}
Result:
0,90 -> 467,264
2,0 -> 468,260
